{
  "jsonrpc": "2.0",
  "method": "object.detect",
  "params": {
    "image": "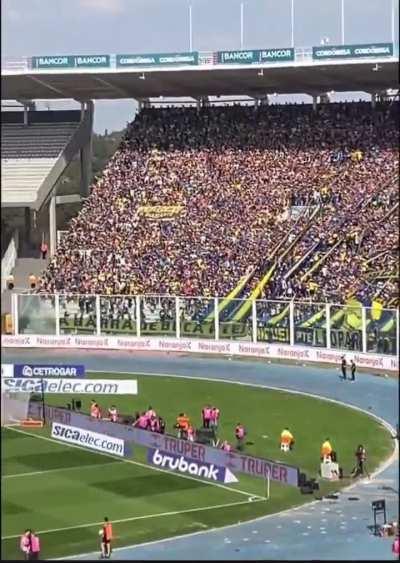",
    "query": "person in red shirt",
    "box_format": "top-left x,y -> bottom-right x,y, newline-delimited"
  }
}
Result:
40,241 -> 48,260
